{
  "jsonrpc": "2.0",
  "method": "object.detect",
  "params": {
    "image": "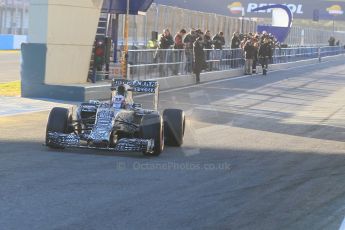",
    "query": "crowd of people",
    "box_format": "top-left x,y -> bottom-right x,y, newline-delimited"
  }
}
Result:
328,36 -> 341,47
233,32 -> 279,76
152,28 -> 279,83
152,28 -> 225,82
